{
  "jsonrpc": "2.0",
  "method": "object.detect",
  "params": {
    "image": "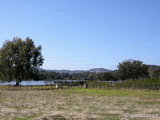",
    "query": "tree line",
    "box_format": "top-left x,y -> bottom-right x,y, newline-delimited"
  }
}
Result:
34,71 -> 97,80
35,59 -> 160,81
0,37 -> 160,85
